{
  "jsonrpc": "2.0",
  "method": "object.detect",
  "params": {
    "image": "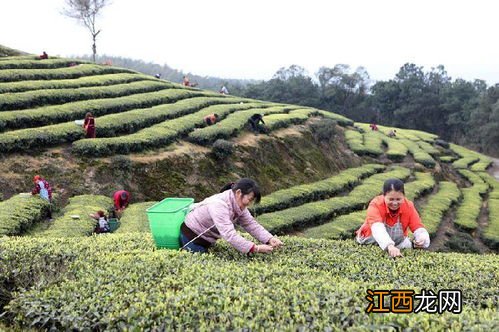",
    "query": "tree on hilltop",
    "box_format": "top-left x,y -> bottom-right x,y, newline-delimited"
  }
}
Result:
62,0 -> 111,63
